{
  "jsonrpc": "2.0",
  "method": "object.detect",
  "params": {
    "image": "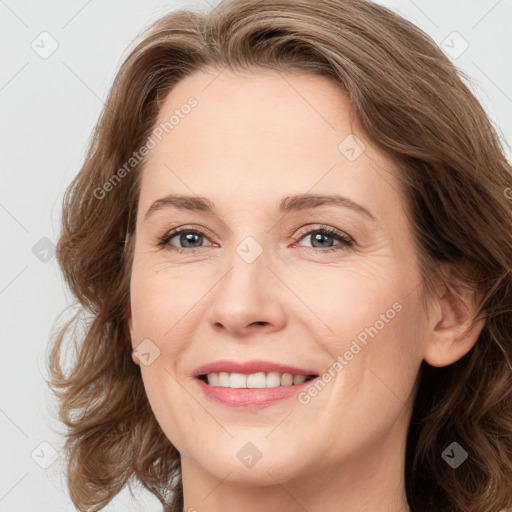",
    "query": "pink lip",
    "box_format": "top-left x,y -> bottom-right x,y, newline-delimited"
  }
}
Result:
192,359 -> 319,410
192,359 -> 317,378
195,377 -> 317,410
